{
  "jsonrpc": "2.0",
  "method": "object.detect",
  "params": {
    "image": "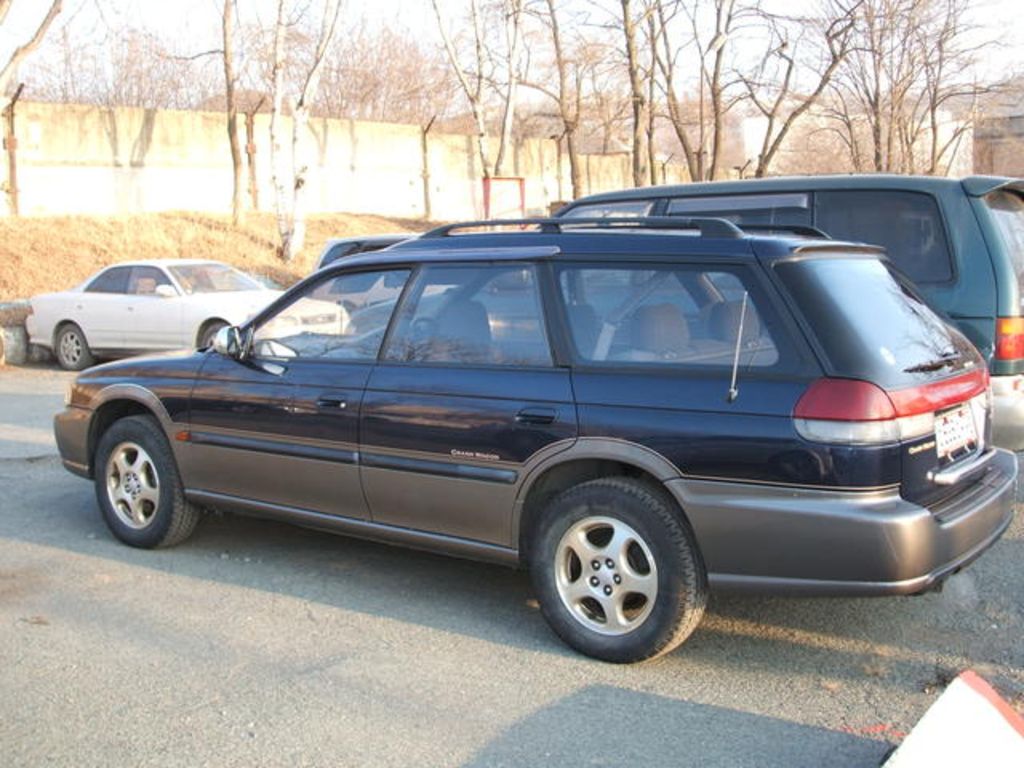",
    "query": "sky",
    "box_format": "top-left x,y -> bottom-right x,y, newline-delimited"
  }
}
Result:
2,0 -> 1022,84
